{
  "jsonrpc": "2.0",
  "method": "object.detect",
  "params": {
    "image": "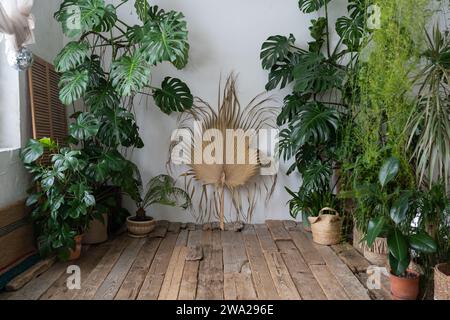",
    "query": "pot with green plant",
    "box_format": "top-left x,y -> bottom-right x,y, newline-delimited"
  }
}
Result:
21,138 -> 96,261
286,186 -> 336,232
364,159 -> 438,300
366,215 -> 437,300
51,1 -> 194,240
127,175 -> 191,237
